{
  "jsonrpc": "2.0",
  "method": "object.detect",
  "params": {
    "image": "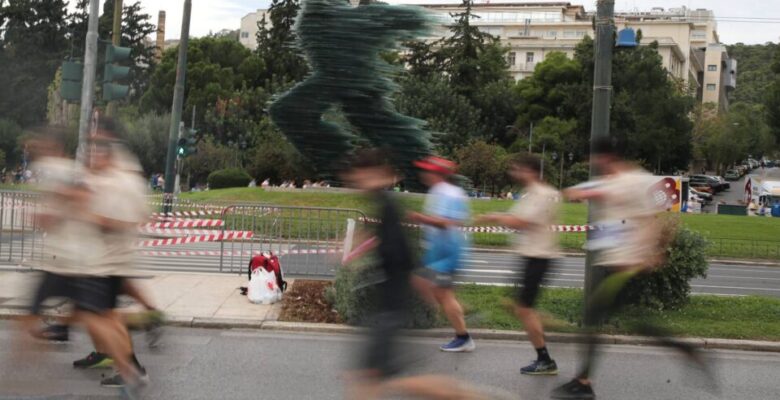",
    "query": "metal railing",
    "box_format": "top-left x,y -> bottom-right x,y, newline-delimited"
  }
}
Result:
0,191 -> 45,265
217,205 -> 367,276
